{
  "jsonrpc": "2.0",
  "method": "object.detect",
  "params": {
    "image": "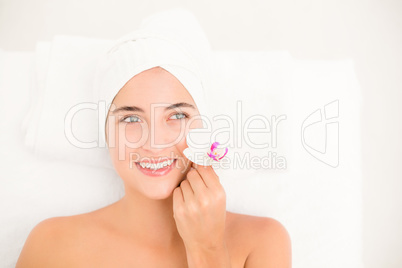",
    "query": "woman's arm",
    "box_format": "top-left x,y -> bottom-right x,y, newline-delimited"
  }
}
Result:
244,218 -> 292,268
